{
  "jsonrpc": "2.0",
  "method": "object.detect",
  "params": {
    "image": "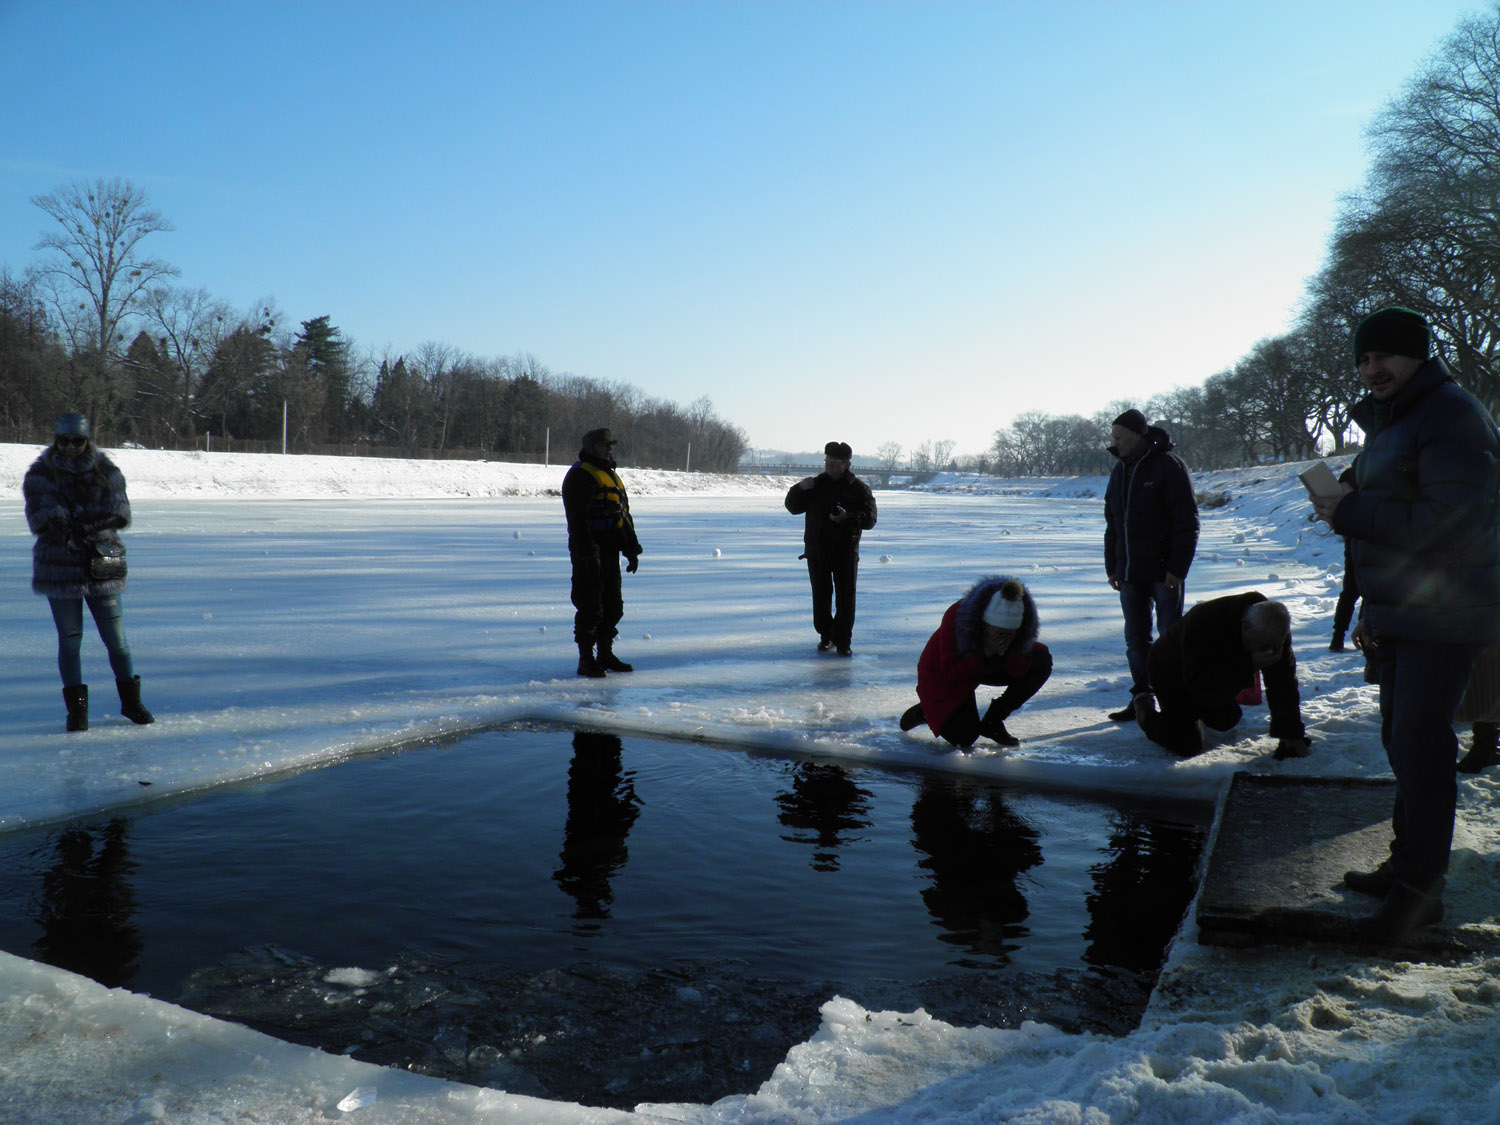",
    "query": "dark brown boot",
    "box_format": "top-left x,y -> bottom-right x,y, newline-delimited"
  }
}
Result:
63,684 -> 88,732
